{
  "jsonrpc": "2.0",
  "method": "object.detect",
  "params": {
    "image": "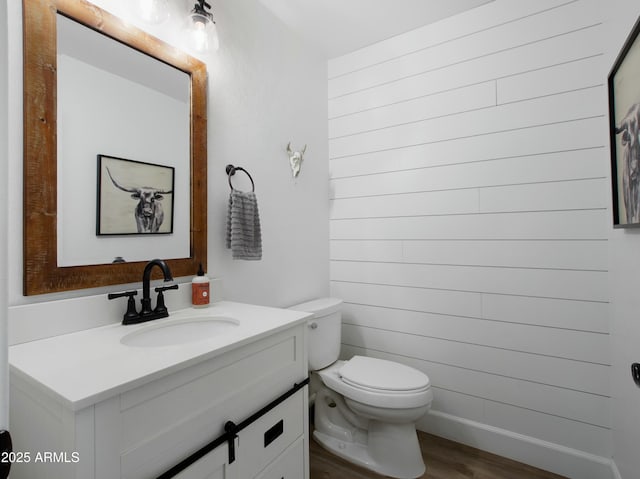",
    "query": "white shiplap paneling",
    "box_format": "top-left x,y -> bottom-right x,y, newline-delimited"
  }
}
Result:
329,118 -> 605,179
331,261 -> 607,301
329,81 -> 496,139
340,324 -> 609,396
329,24 -> 601,118
343,346 -> 610,434
332,239 -> 607,270
497,54 -> 604,104
331,149 -> 606,199
330,210 -> 608,240
328,0 -> 575,78
327,0 -> 610,473
328,0 -> 600,98
331,281 -> 608,333
340,302 -> 608,364
330,87 -> 603,159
